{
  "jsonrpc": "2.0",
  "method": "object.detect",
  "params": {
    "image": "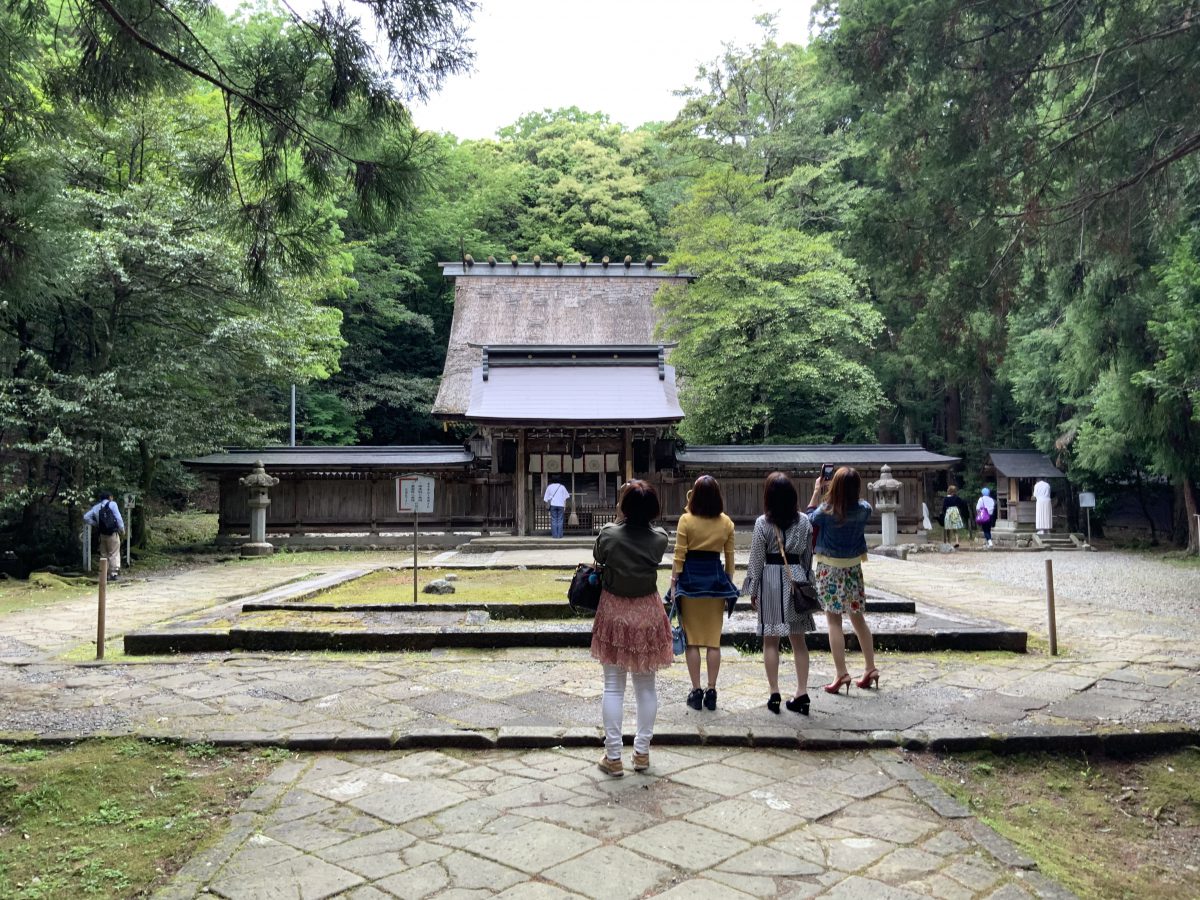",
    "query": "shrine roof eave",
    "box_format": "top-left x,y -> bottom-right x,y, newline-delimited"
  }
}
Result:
440,416 -> 684,428
675,444 -> 960,469
183,446 -> 475,473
